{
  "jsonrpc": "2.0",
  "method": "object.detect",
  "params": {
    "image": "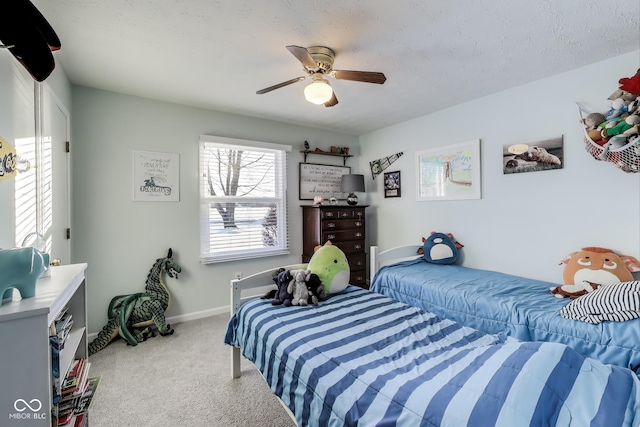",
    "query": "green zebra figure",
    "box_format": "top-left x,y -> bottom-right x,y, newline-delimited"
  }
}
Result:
89,248 -> 182,355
